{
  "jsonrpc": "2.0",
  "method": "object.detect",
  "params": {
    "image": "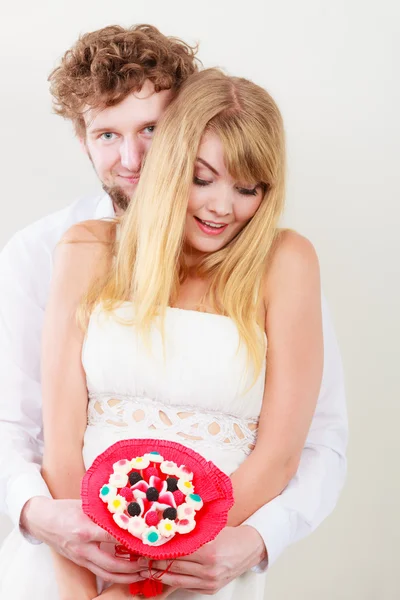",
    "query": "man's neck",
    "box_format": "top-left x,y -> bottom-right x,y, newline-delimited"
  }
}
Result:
112,201 -> 124,217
